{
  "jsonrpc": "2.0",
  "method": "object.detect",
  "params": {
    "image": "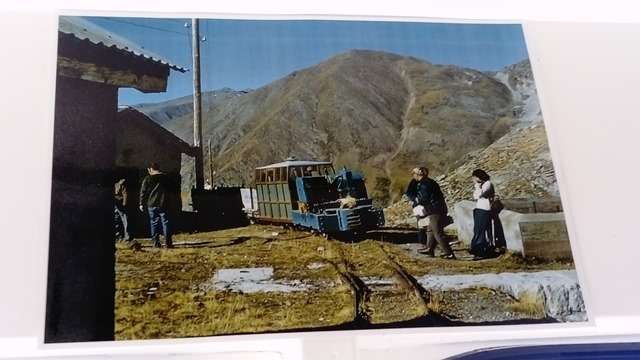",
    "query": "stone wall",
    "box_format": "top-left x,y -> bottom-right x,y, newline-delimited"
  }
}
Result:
501,198 -> 564,214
